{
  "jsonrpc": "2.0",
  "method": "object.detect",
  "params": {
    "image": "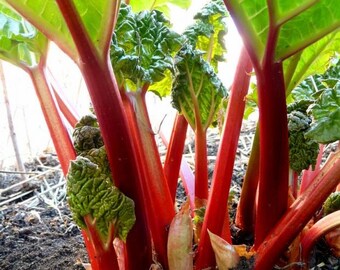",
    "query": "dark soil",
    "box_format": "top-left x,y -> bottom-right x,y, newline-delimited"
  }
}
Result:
0,126 -> 339,269
0,205 -> 88,270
